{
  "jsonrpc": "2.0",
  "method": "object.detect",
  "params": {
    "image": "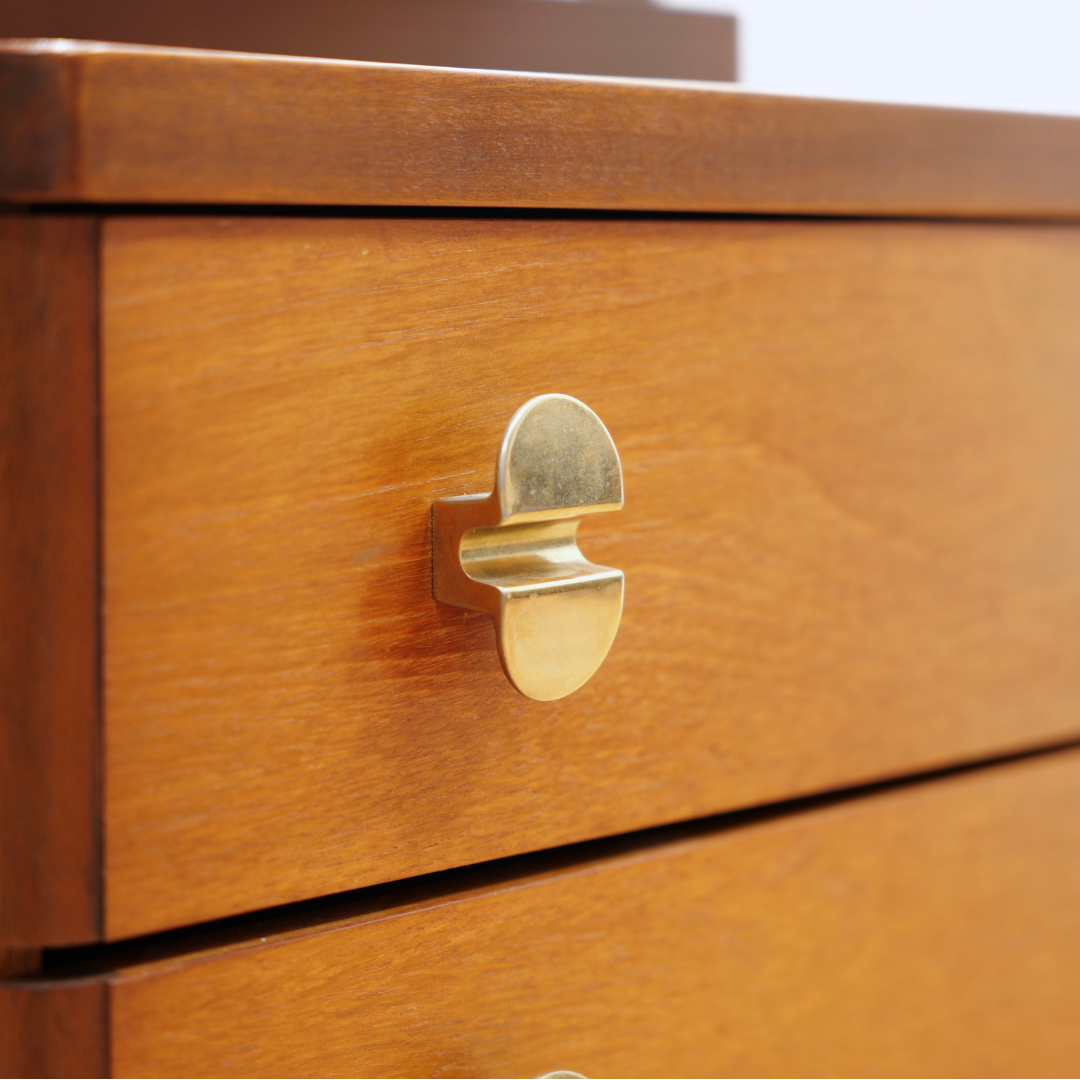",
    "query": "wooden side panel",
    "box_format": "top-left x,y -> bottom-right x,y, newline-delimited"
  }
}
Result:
0,977 -> 107,1078
0,215 -> 100,946
3,42 -> 1080,216
106,751 -> 1080,1078
102,216 -> 1080,938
